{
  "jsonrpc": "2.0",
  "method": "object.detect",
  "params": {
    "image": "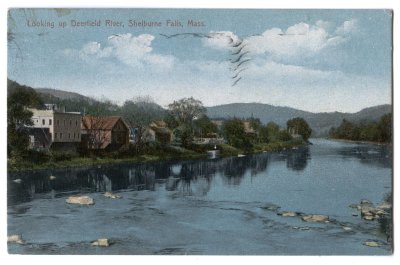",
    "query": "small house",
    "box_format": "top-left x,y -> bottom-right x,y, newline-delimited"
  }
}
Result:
81,116 -> 130,150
